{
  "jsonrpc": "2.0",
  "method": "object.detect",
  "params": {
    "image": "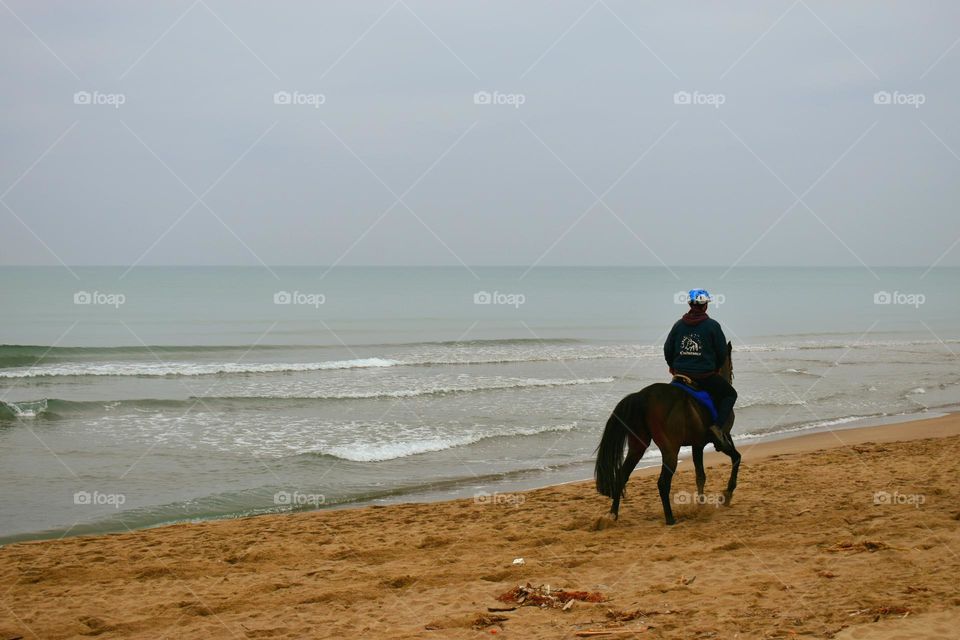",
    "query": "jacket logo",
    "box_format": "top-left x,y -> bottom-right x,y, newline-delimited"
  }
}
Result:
680,335 -> 702,356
